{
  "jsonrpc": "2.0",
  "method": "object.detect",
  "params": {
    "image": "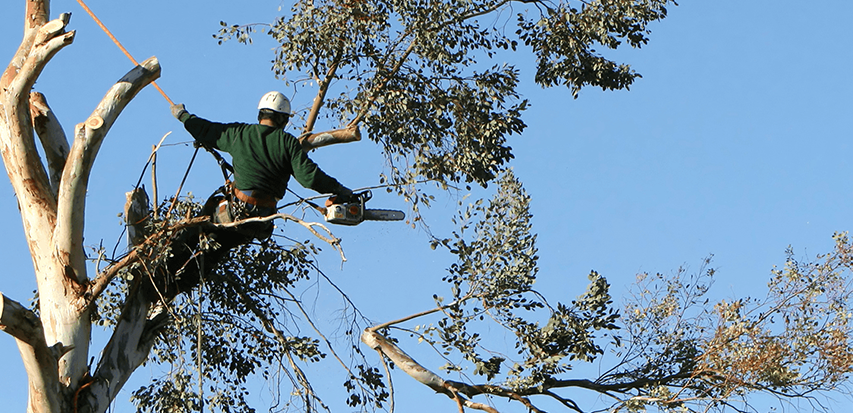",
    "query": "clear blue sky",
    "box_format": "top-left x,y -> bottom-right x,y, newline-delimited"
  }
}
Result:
1,1 -> 852,412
